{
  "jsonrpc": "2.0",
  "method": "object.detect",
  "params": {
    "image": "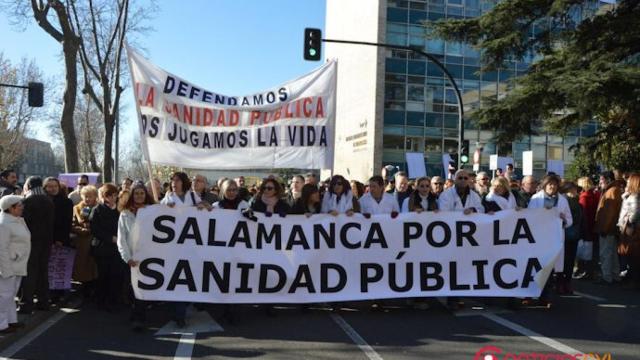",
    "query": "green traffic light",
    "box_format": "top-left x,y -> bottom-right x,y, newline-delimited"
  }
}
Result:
460,155 -> 469,163
309,49 -> 317,56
